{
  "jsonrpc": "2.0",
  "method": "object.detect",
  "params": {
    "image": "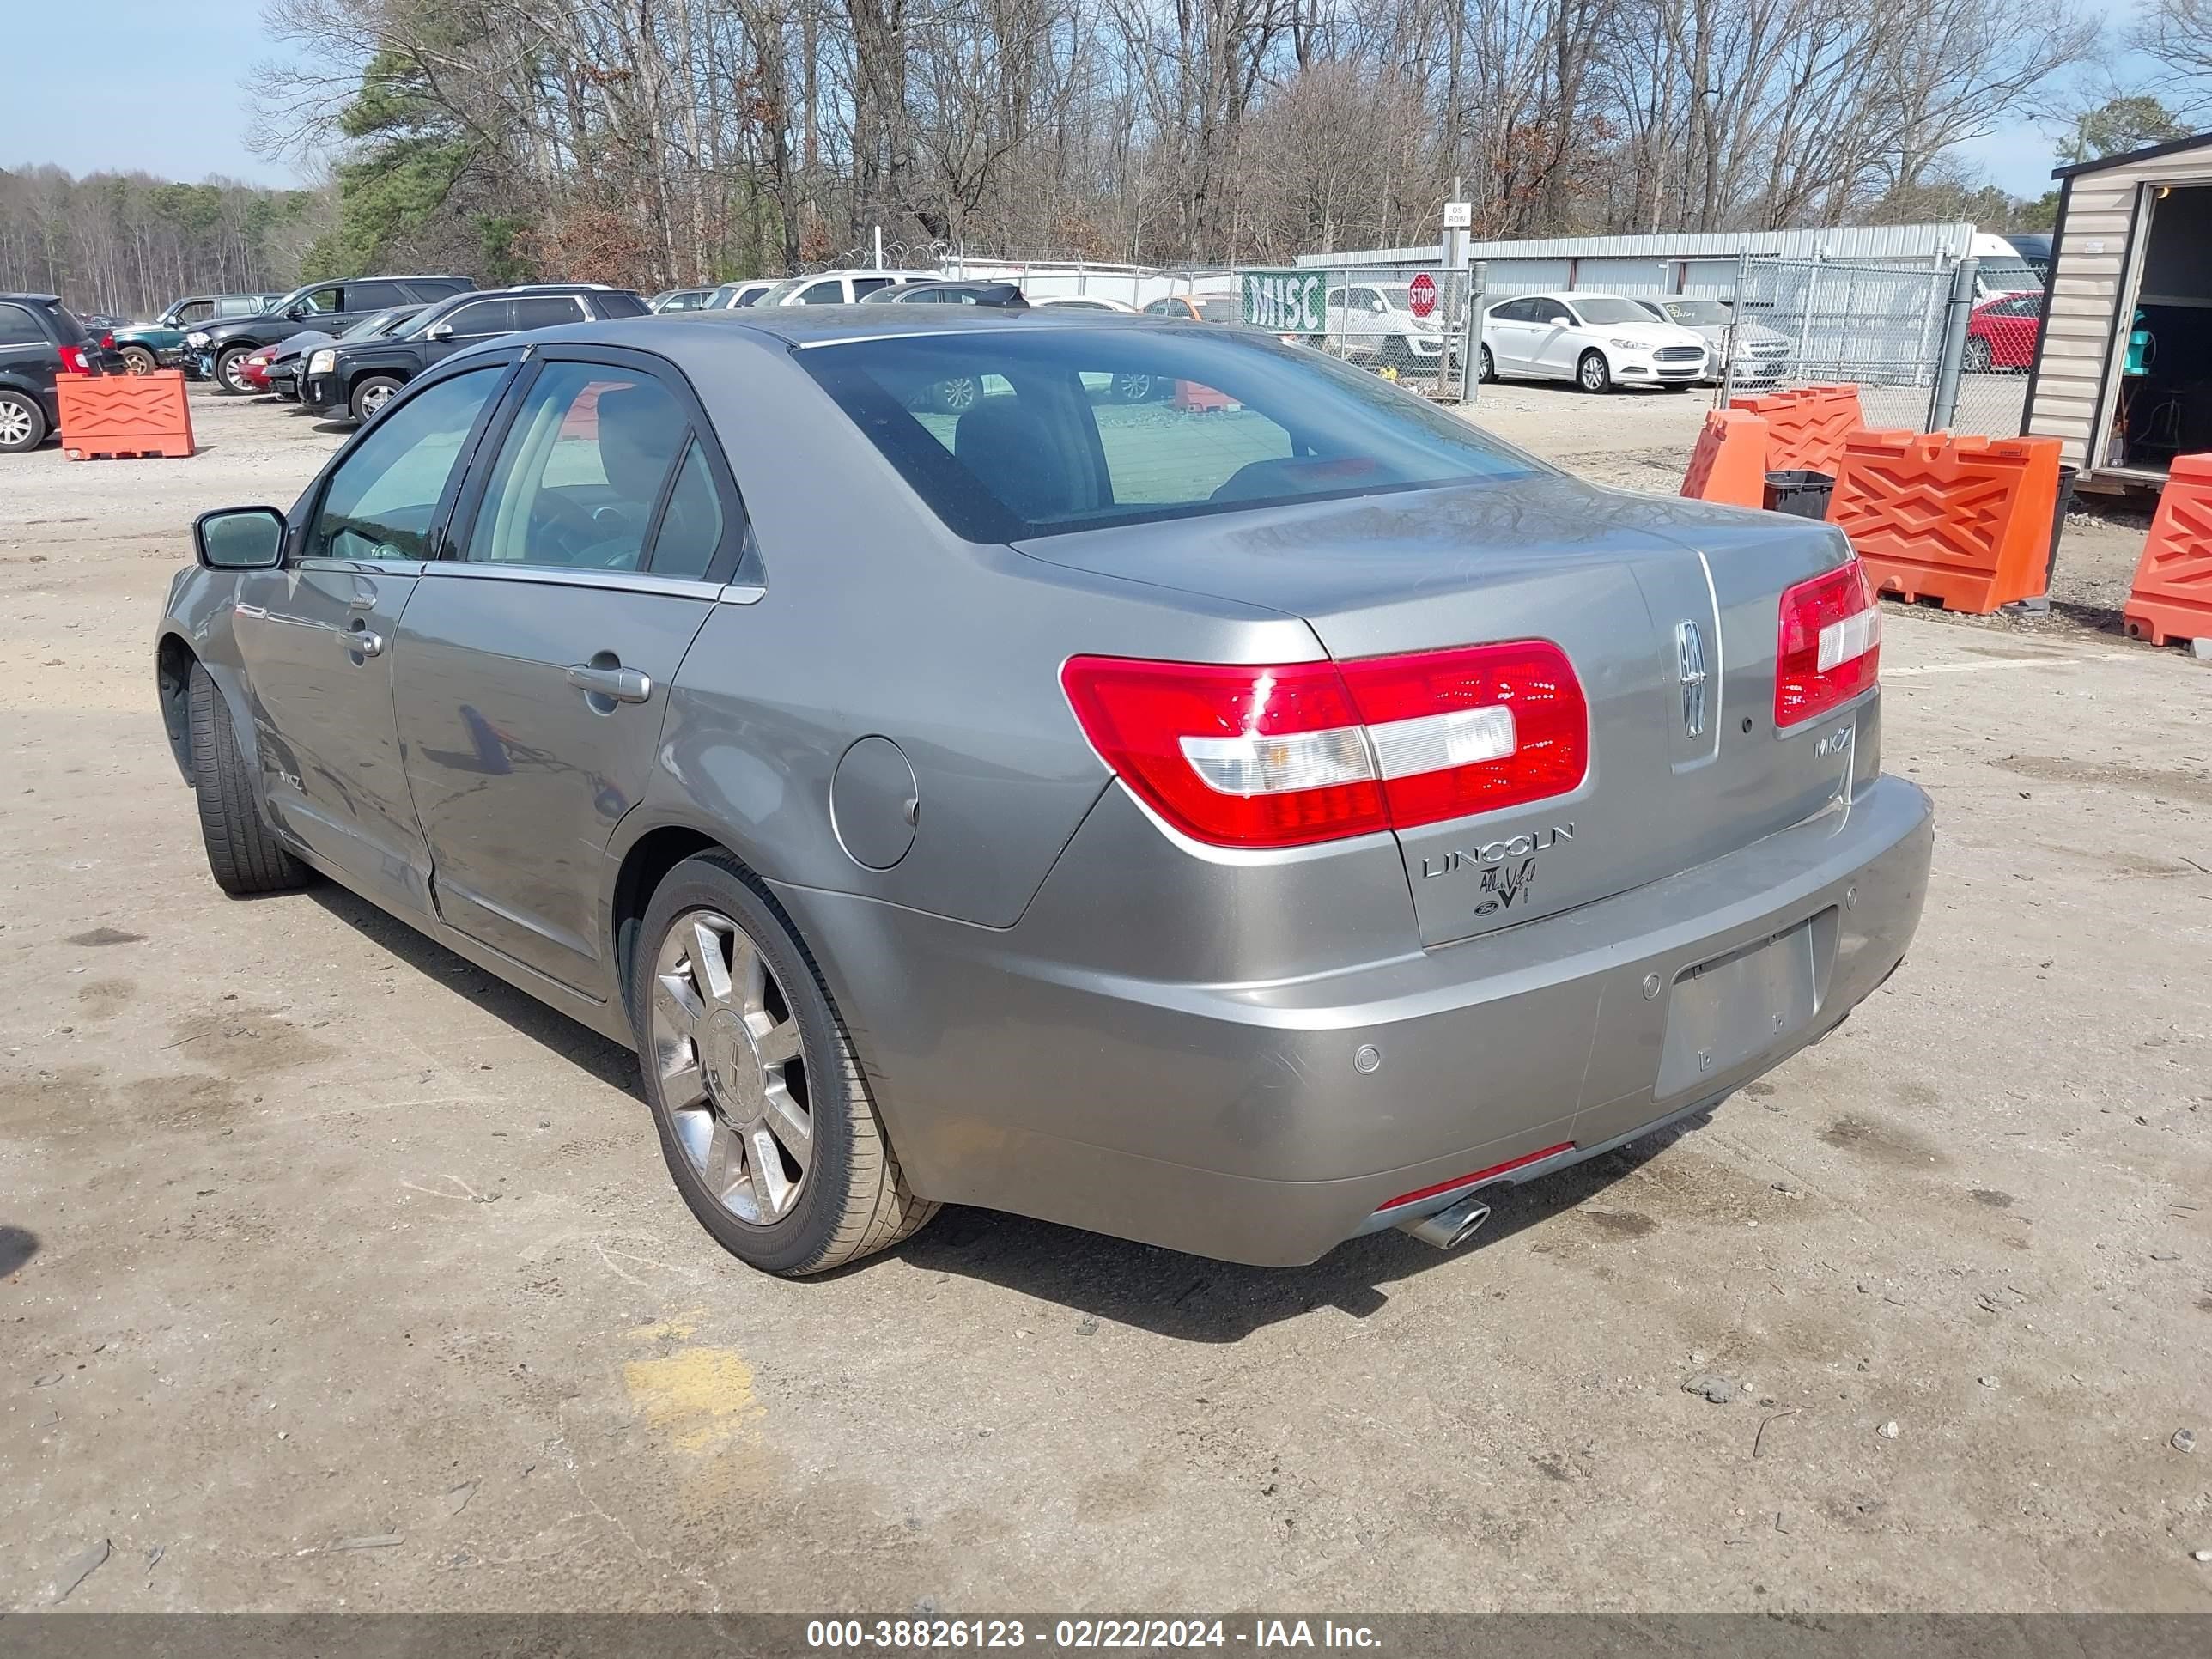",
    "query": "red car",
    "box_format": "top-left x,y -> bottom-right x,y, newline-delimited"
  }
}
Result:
1965,292 -> 2042,372
237,345 -> 280,392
